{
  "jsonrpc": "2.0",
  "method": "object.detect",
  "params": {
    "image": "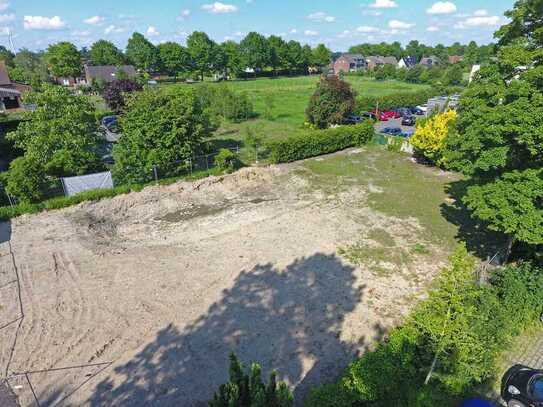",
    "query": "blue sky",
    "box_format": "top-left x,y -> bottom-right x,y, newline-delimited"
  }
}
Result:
1,0 -> 514,51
